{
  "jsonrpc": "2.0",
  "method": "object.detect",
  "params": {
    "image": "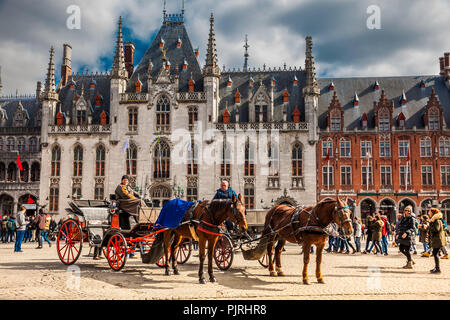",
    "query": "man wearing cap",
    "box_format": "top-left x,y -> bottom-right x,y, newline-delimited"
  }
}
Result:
213,180 -> 239,231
